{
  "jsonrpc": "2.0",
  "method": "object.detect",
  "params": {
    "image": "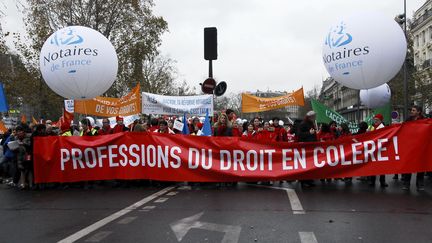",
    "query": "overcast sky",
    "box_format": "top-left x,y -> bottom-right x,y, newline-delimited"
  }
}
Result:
1,0 -> 426,94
